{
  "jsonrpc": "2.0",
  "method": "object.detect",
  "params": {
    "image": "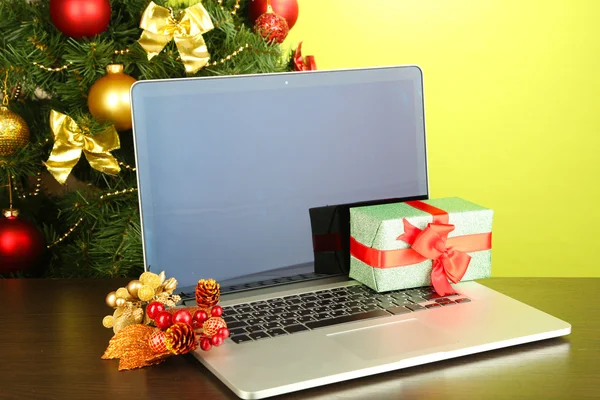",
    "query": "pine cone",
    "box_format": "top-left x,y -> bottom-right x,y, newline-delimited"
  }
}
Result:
165,323 -> 198,355
195,279 -> 220,308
